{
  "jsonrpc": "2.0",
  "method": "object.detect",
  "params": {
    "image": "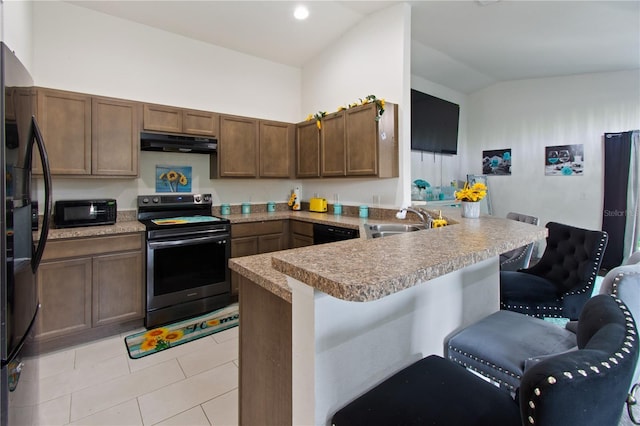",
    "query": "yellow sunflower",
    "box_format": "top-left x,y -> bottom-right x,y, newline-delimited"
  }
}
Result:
179,174 -> 188,185
167,170 -> 179,182
144,327 -> 168,339
140,338 -> 158,351
164,330 -> 184,342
